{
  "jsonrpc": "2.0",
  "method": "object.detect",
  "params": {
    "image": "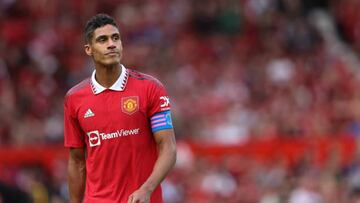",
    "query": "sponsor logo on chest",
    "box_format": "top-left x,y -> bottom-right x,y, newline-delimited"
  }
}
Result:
86,128 -> 140,147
